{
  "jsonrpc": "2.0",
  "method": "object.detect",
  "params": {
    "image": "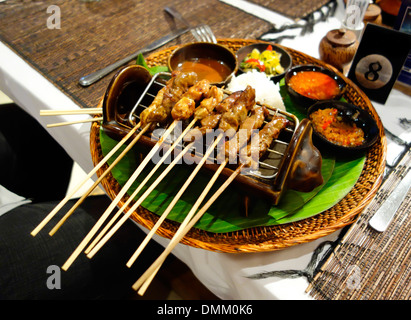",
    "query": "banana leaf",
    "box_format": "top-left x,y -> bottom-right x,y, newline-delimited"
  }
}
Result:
98,77 -> 365,233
